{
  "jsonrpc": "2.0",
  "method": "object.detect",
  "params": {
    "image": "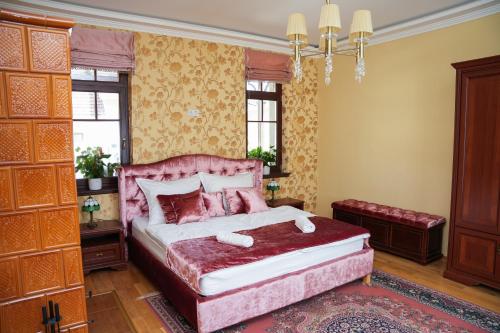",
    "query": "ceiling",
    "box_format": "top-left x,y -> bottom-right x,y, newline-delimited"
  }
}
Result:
56,0 -> 474,43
